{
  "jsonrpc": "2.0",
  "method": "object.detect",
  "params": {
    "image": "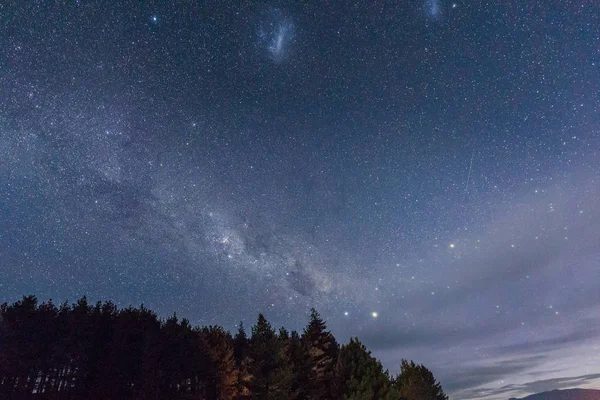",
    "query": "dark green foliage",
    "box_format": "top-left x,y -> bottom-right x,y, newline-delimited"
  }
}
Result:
394,359 -> 448,400
0,296 -> 449,400
286,330 -> 311,400
200,326 -> 238,399
247,314 -> 292,399
234,322 -> 251,398
335,338 -> 400,400
234,322 -> 249,363
278,327 -> 290,341
302,308 -> 339,400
